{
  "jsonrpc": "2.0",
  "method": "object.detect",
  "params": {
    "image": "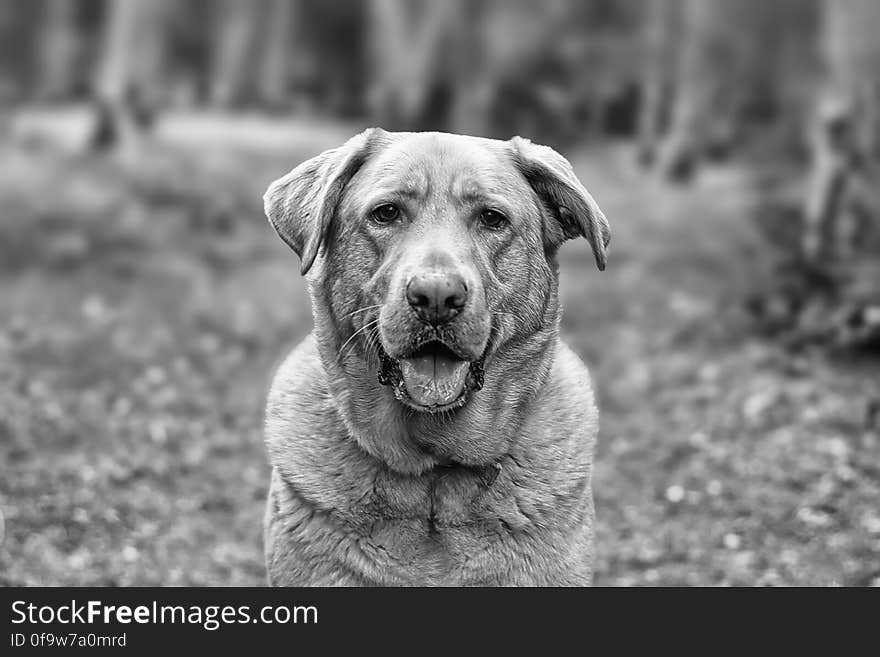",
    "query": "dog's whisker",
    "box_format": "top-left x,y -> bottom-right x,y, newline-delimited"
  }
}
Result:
338,319 -> 379,362
364,326 -> 383,367
364,329 -> 382,367
344,304 -> 383,320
